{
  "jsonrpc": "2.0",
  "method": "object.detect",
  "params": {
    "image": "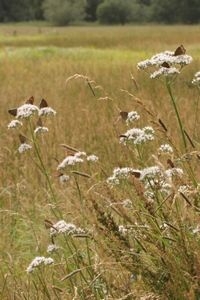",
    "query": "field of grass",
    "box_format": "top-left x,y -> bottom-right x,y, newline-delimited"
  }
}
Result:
1,23 -> 200,299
